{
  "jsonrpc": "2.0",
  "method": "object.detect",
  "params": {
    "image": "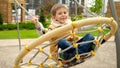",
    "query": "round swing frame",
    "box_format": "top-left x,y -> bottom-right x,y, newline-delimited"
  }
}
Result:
13,17 -> 118,68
